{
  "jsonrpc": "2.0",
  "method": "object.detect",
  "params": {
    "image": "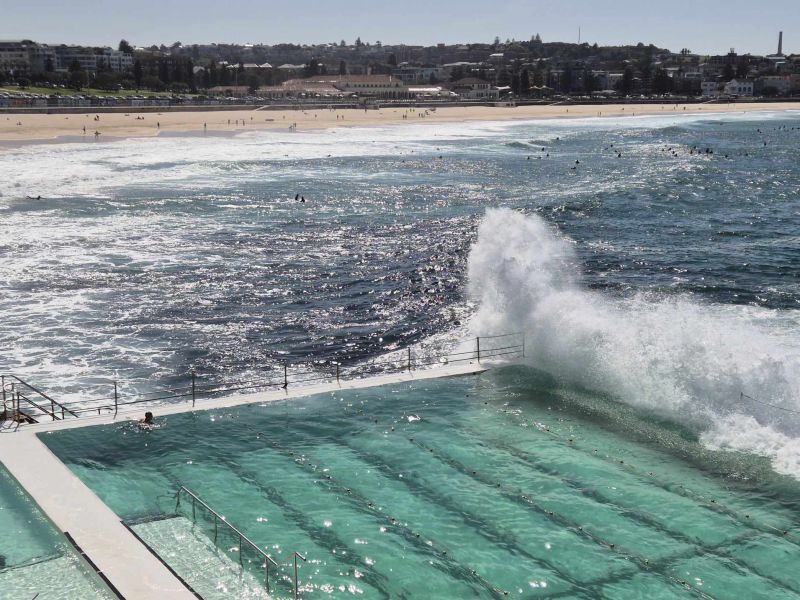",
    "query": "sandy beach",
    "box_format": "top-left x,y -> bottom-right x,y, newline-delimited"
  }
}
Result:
2,102 -> 800,143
